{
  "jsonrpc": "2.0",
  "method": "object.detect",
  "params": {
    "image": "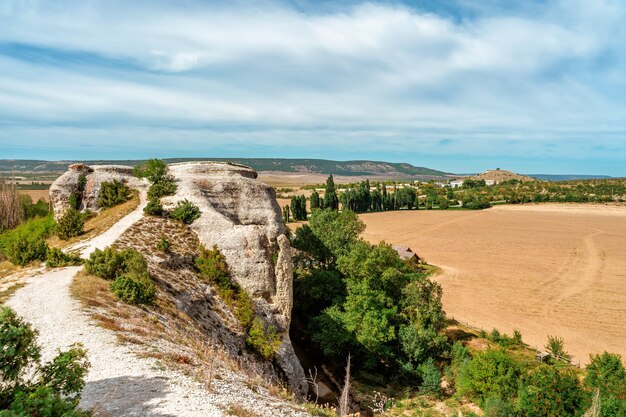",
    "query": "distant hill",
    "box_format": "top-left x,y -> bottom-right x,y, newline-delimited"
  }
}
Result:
0,158 -> 450,178
469,169 -> 537,183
